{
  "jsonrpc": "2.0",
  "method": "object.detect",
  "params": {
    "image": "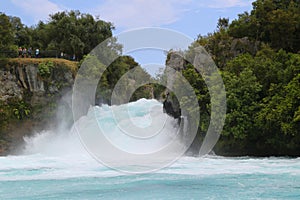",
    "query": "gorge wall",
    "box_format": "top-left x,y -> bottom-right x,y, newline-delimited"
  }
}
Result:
0,58 -> 77,155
